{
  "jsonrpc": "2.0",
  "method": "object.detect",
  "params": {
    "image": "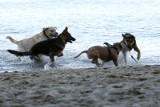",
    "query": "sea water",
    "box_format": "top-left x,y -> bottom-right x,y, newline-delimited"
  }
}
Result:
0,0 -> 160,71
